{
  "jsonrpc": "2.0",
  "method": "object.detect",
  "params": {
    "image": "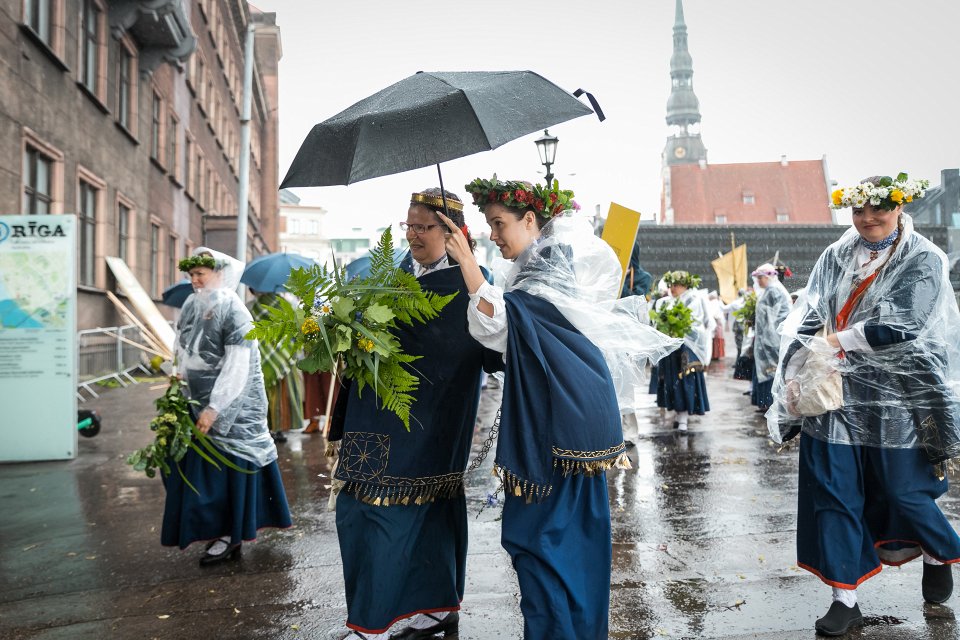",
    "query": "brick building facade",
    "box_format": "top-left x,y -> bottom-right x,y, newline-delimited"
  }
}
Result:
0,0 -> 281,330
